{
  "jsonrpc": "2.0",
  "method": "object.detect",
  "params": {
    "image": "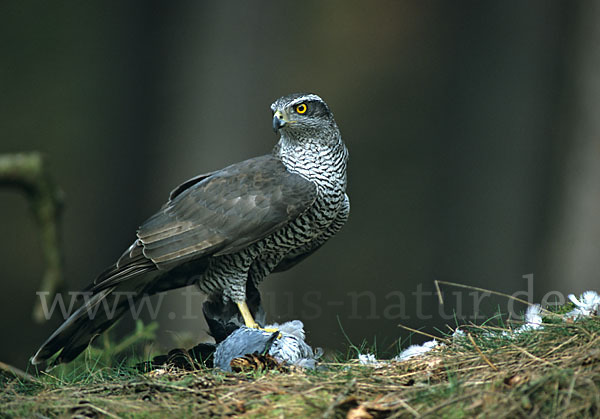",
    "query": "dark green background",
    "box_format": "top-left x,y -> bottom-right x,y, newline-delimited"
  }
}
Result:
2,1 -> 598,369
